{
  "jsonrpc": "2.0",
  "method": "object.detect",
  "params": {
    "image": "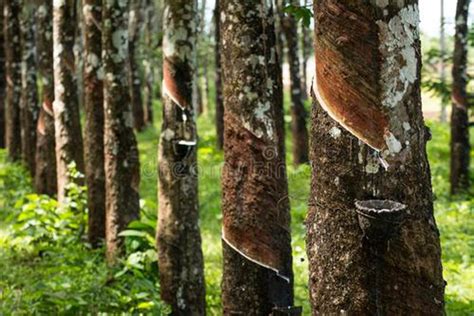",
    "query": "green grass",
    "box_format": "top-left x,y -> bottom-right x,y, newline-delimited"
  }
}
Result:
0,101 -> 473,314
